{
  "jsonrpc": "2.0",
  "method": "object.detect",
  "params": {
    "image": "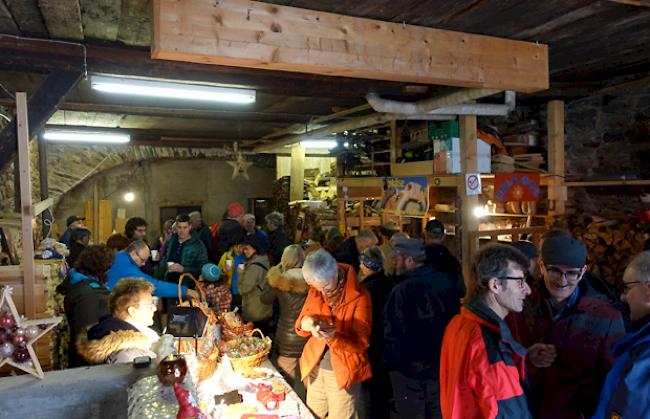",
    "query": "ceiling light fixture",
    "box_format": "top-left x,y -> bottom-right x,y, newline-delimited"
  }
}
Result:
124,192 -> 135,202
43,130 -> 130,144
91,75 -> 256,104
299,140 -> 338,149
